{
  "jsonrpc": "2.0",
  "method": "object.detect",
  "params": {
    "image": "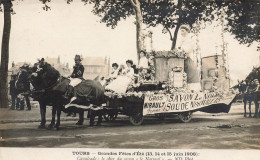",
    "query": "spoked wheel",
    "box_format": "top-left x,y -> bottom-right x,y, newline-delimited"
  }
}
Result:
129,113 -> 144,126
178,111 -> 193,123
103,114 -> 109,122
107,113 -> 118,121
